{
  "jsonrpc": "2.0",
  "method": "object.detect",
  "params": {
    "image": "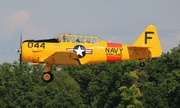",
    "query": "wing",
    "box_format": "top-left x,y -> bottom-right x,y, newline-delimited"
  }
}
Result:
44,52 -> 80,66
